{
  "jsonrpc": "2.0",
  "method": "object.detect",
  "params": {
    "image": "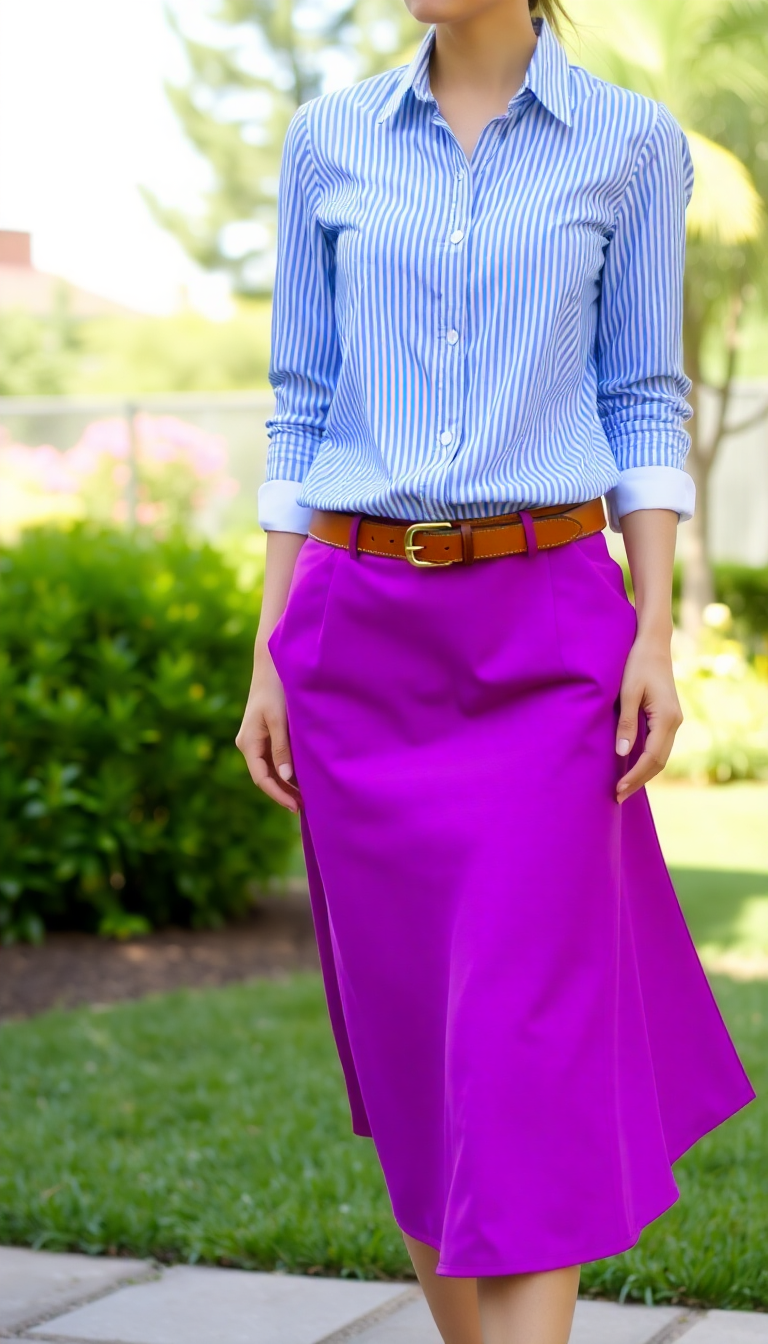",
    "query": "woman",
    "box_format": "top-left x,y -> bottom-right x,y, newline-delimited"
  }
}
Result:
236,1 -> 756,1340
